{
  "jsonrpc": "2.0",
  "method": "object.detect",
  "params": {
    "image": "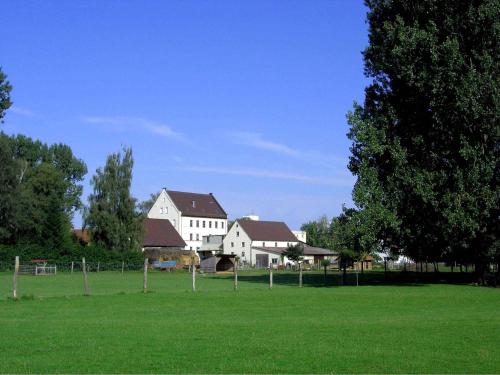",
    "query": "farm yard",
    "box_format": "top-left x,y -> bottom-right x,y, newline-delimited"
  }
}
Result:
0,269 -> 499,374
